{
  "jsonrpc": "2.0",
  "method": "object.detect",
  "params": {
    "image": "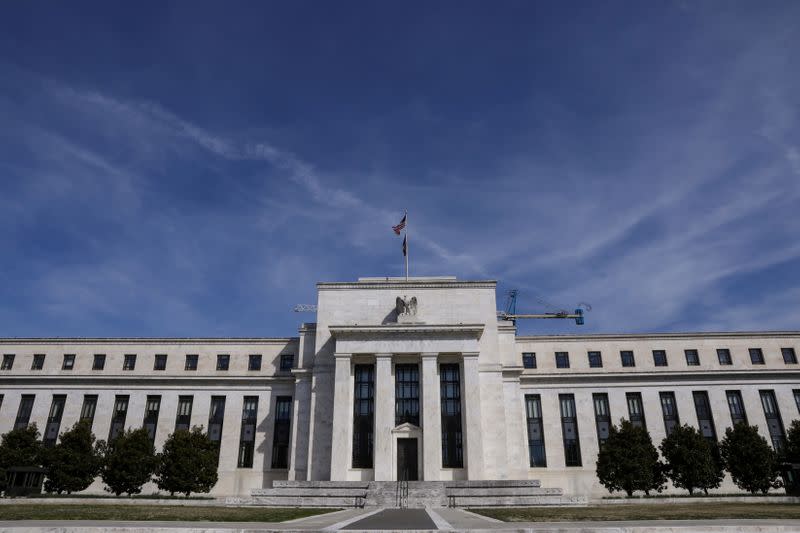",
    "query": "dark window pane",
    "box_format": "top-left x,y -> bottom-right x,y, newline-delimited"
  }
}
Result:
280,354 -> 294,371
782,348 -> 797,364
248,354 -> 262,371
271,396 -> 292,468
32,354 -> 45,370
627,392 -> 646,430
660,392 -> 679,436
760,390 -> 786,452
588,351 -> 602,368
717,349 -> 732,365
216,354 -> 230,371
693,391 -> 717,442
353,364 -> 375,468
726,390 -> 747,426
559,394 -> 581,466
237,396 -> 258,467
525,394 -> 547,466
749,348 -> 765,364
620,351 -> 635,367
184,354 -> 198,371
593,393 -> 611,445
395,364 -> 420,426
555,352 -> 570,369
123,354 -> 136,371
684,349 -> 699,366
2,354 -> 15,370
440,363 -> 463,468
653,350 -> 668,367
154,354 -> 167,371
522,353 -> 536,369
93,354 -> 106,370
